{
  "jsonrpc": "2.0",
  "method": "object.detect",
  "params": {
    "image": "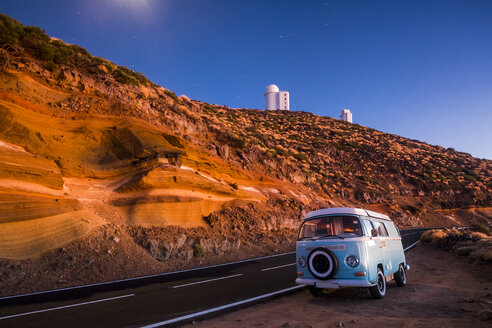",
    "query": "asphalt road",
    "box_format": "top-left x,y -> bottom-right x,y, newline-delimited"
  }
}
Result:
0,228 -> 426,328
